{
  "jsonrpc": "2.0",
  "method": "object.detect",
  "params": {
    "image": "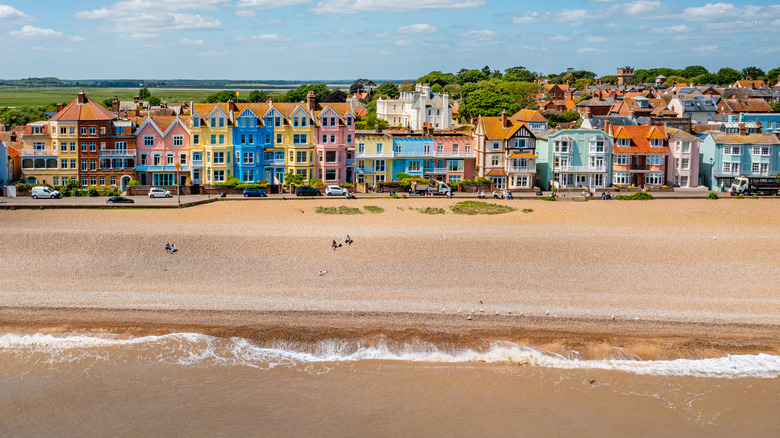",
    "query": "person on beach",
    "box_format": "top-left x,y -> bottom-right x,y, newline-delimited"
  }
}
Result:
165,242 -> 171,253
345,235 -> 353,246
492,190 -> 499,199
332,240 -> 338,250
171,244 -> 177,254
